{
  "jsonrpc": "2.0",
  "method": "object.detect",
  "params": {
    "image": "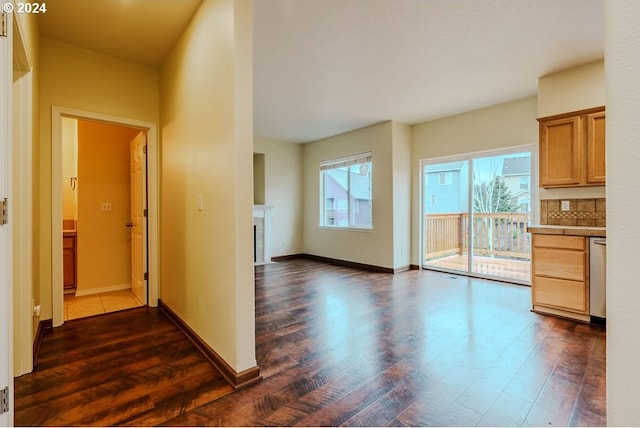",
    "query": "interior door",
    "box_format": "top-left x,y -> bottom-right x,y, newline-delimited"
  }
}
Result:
130,131 -> 147,304
0,11 -> 14,426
